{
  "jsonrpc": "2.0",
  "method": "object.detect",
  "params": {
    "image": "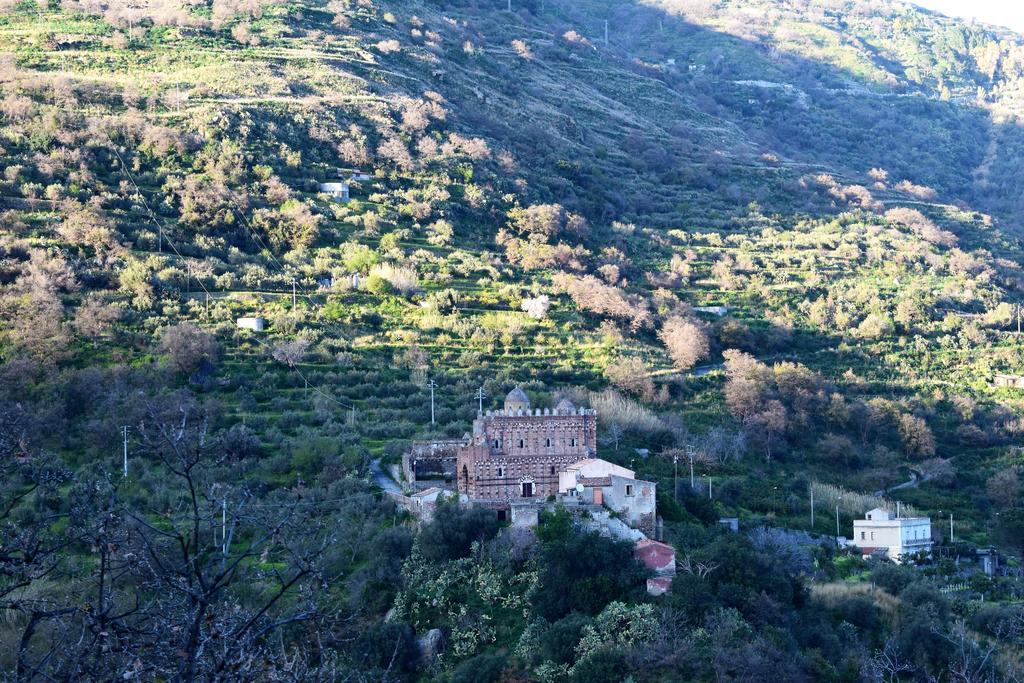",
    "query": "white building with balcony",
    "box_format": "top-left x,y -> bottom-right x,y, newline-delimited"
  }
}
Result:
853,508 -> 932,563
